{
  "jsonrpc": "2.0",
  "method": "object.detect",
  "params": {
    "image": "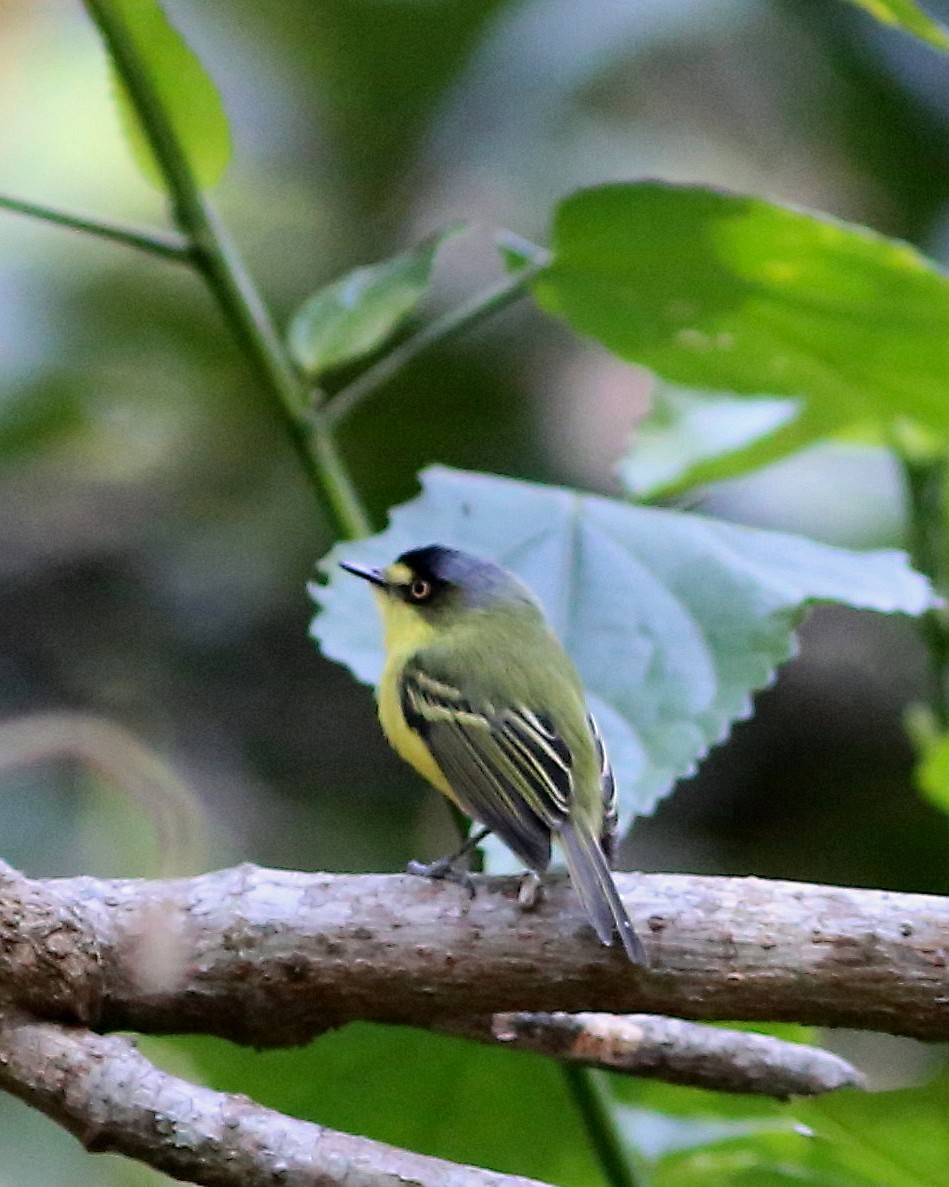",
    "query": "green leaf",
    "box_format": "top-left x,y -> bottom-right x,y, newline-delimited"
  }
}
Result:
105,0 -> 231,188
165,1025 -> 598,1187
310,465 -> 936,829
842,0 -> 949,51
605,1079 -> 844,1187
608,1074 -> 888,1187
533,184 -> 949,476
611,1073 -> 795,1119
288,225 -> 464,378
667,1166 -> 870,1187
799,1072 -> 949,1187
619,385 -> 800,498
